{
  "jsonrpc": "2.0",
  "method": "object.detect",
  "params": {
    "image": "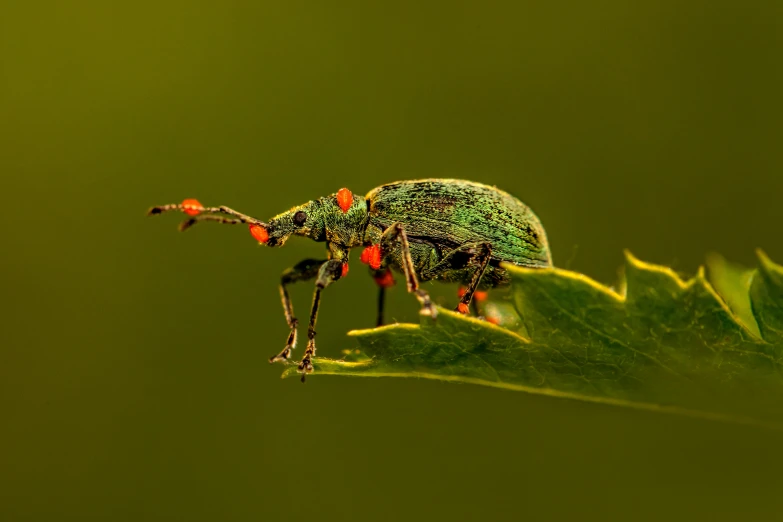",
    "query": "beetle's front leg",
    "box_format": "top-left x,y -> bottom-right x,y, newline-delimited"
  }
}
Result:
269,259 -> 327,364
297,259 -> 345,380
380,223 -> 437,319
